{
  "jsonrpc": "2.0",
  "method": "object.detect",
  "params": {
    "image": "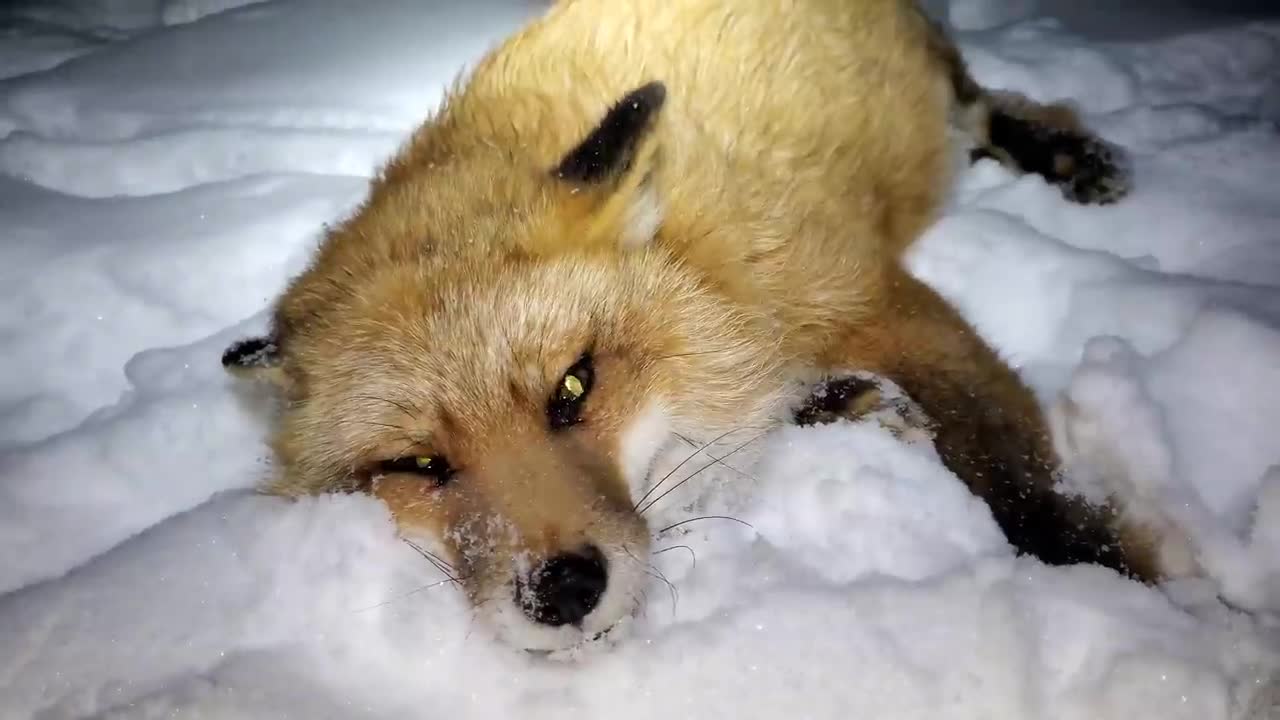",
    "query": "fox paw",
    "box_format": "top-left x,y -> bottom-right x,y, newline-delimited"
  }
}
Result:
982,92 -> 1132,205
793,372 -> 933,443
1046,132 -> 1131,205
